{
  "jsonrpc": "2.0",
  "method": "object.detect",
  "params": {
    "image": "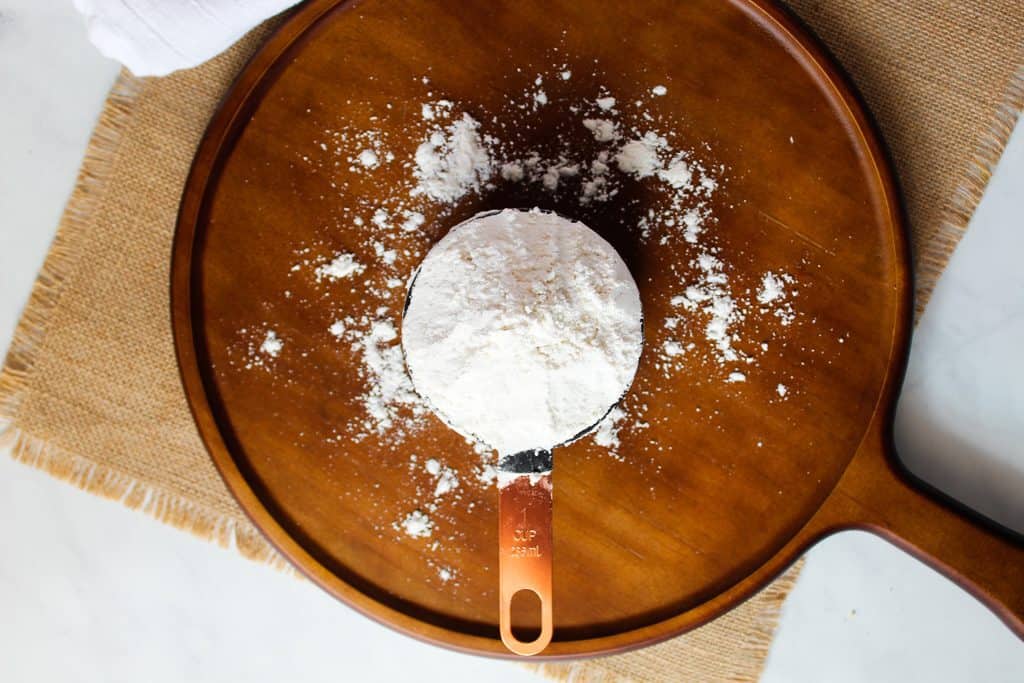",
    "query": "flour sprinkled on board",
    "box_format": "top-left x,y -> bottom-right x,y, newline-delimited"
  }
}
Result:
259,330 -> 283,358
227,54 -> 825,587
758,271 -> 787,304
315,252 -> 364,281
241,58 -> 812,438
592,406 -> 627,462
412,111 -> 495,202
357,320 -> 428,437
398,510 -> 433,538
